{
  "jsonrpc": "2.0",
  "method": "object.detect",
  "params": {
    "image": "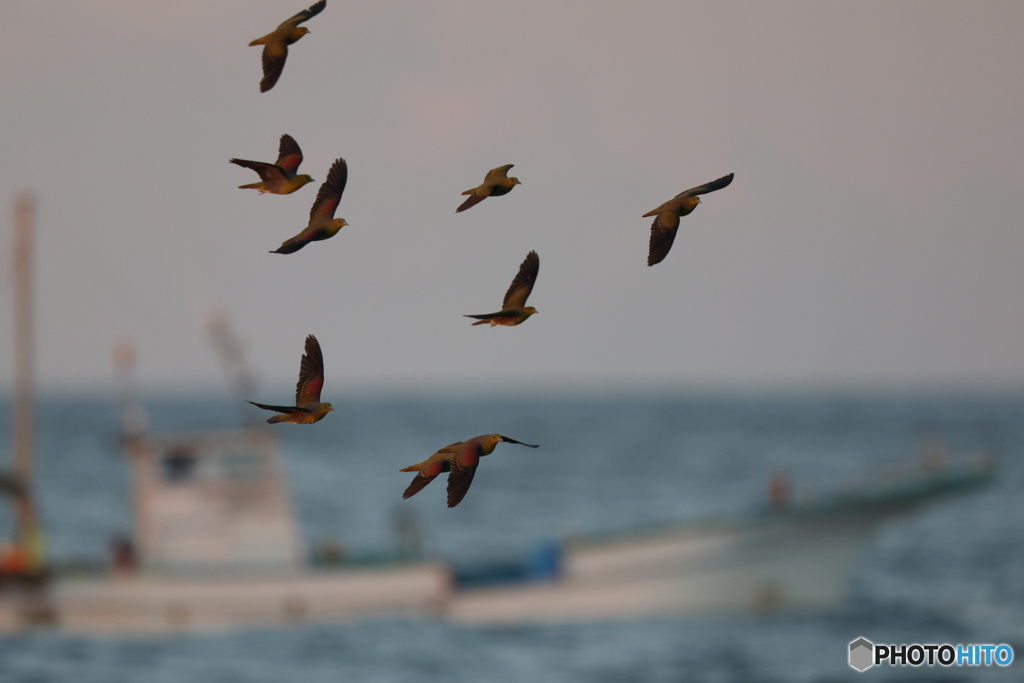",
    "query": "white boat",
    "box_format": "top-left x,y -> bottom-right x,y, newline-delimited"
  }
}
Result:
446,457 -> 994,624
0,428 -> 994,634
